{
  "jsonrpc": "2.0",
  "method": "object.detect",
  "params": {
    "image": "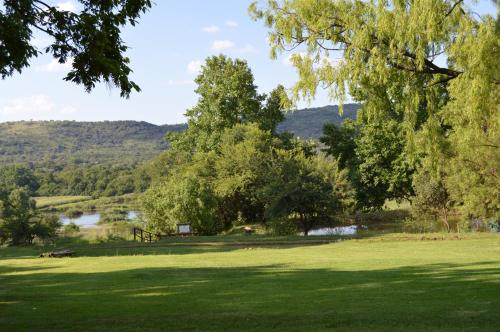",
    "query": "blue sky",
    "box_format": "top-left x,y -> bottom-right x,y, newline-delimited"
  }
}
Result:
0,0 -> 496,124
